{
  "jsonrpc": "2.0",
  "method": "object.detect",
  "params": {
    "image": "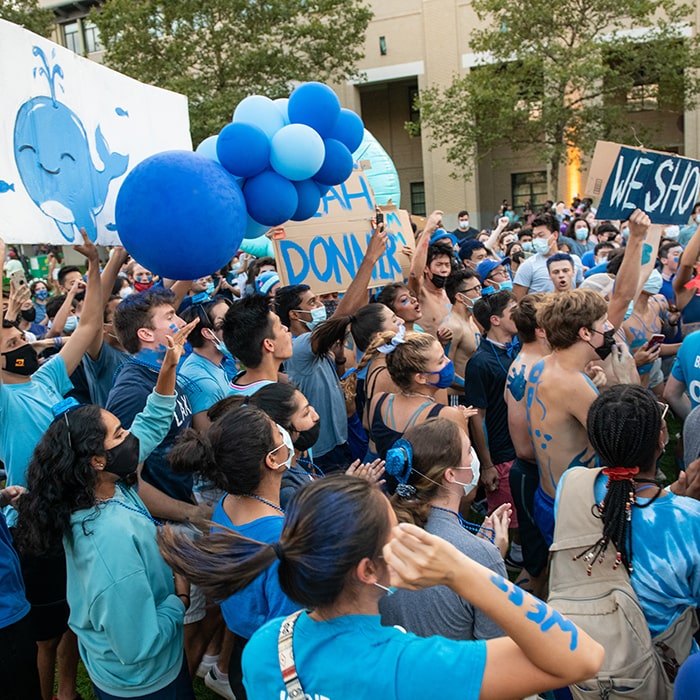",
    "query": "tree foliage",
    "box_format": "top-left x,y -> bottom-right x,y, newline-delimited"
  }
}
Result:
92,0 -> 373,145
0,0 -> 53,37
410,0 -> 700,195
